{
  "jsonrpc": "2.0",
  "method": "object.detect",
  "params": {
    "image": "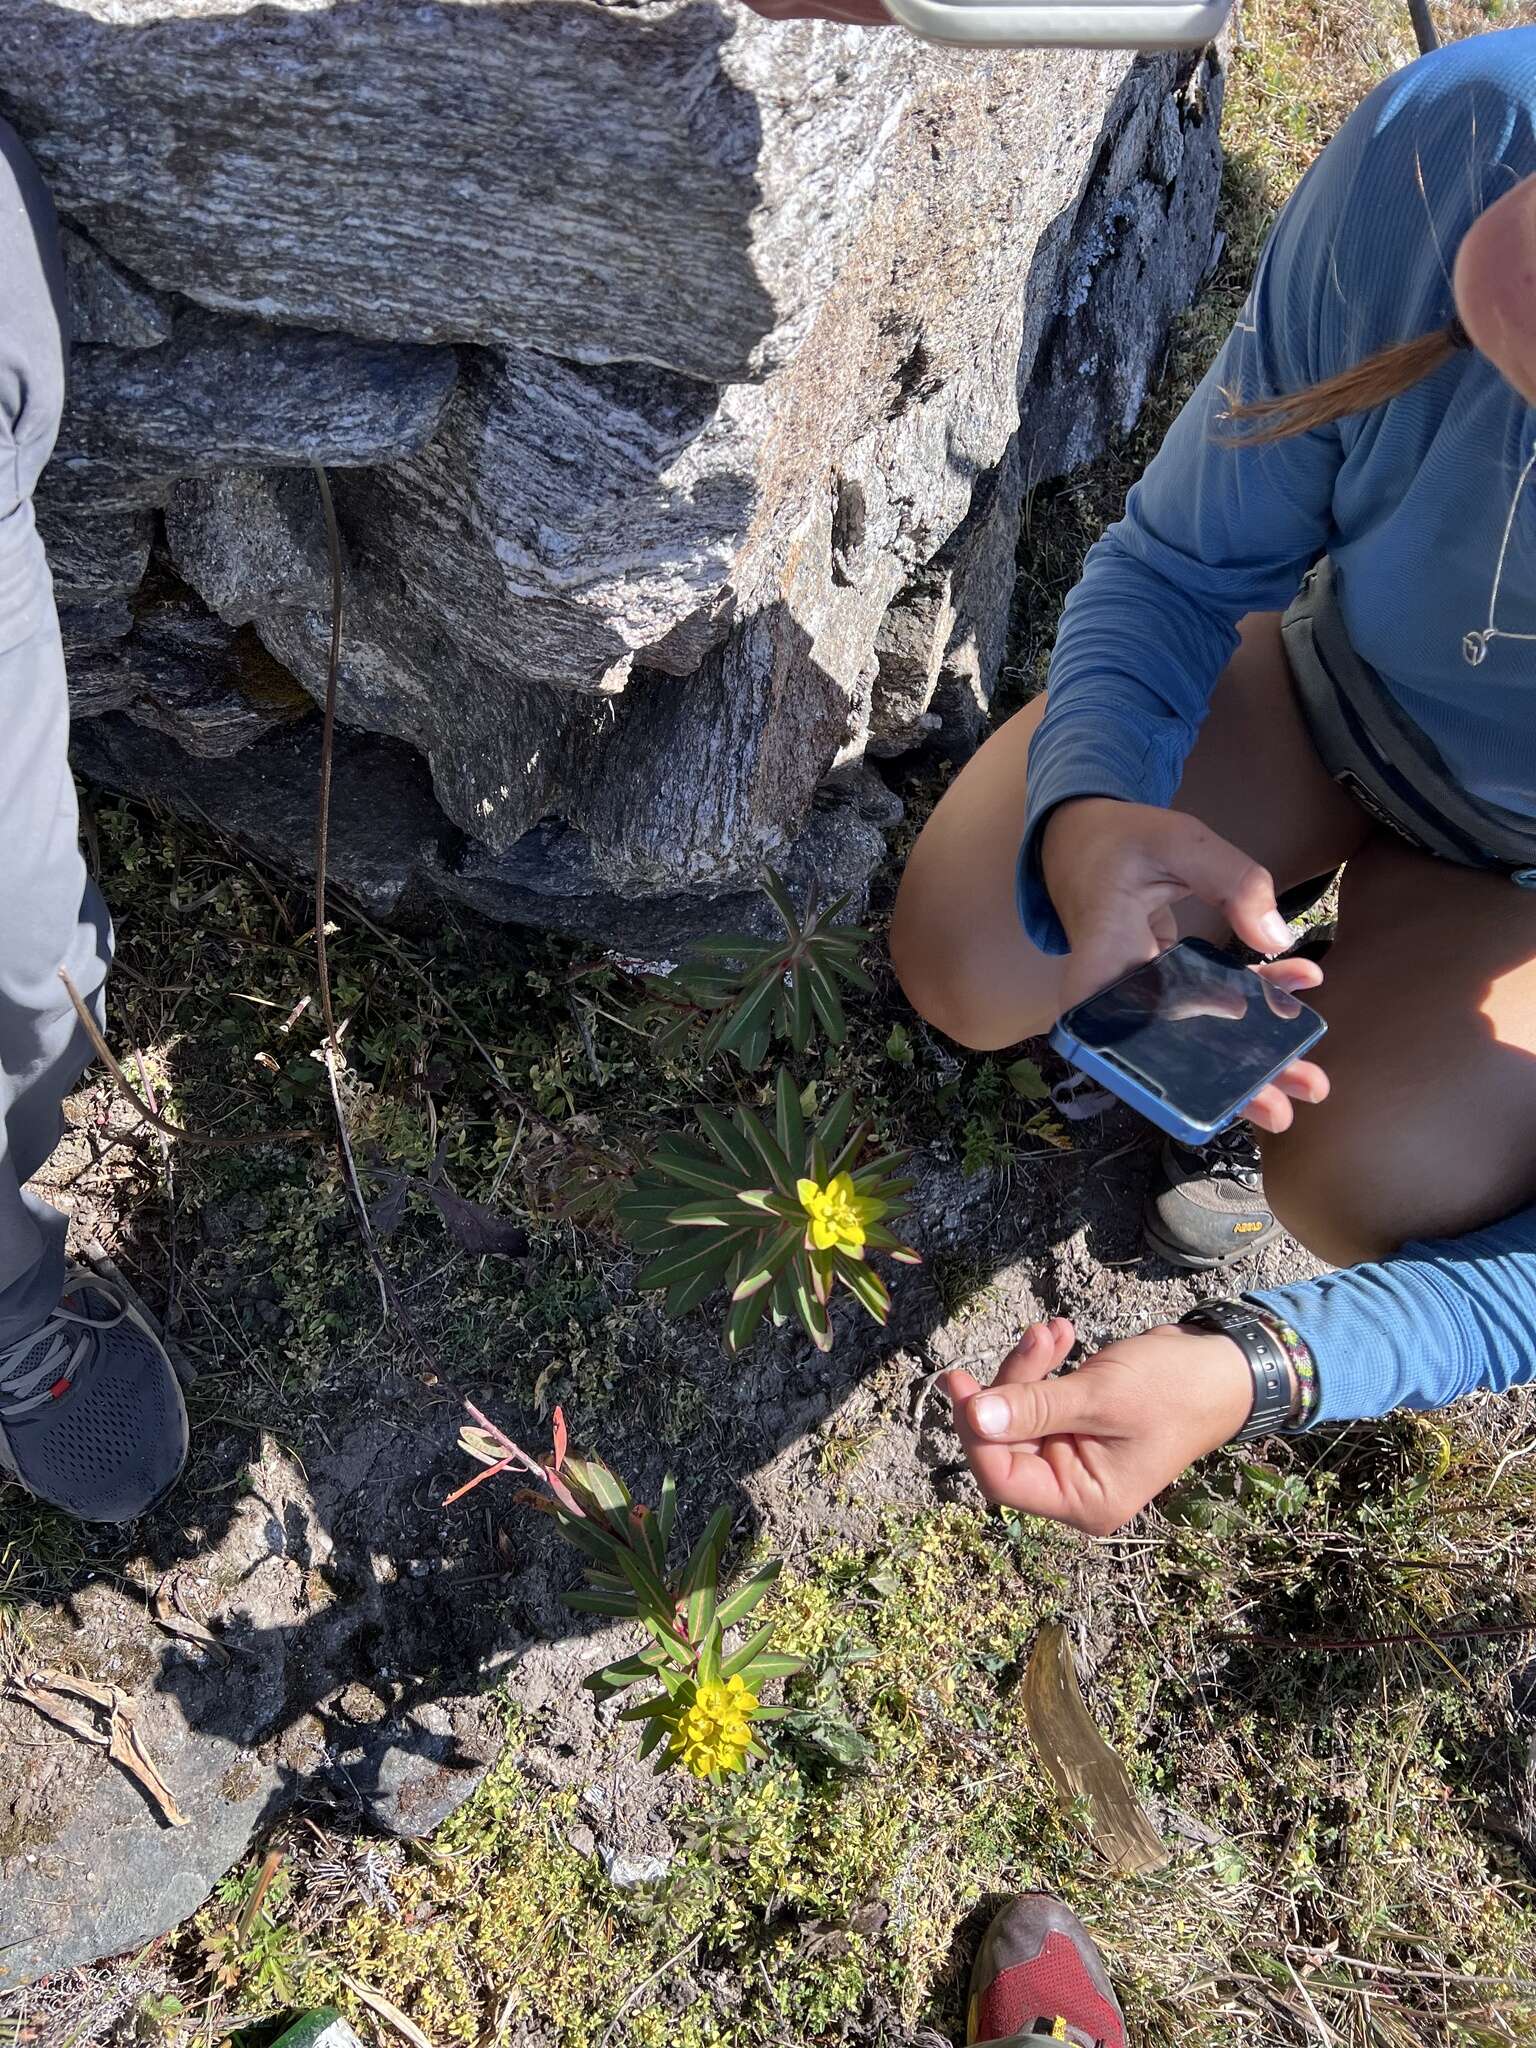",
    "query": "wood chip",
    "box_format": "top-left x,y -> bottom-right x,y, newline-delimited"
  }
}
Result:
1019,1623 -> 1168,1876
8,1669 -> 189,1828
